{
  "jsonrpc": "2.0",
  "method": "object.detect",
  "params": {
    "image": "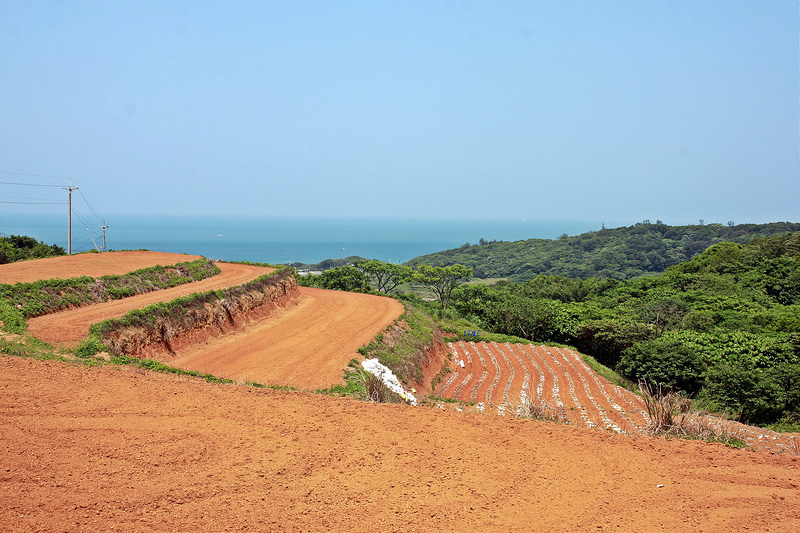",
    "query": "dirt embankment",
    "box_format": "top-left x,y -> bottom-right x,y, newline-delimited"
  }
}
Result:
27,262 -> 276,346
410,328 -> 451,396
1,355 -> 797,533
101,269 -> 299,358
